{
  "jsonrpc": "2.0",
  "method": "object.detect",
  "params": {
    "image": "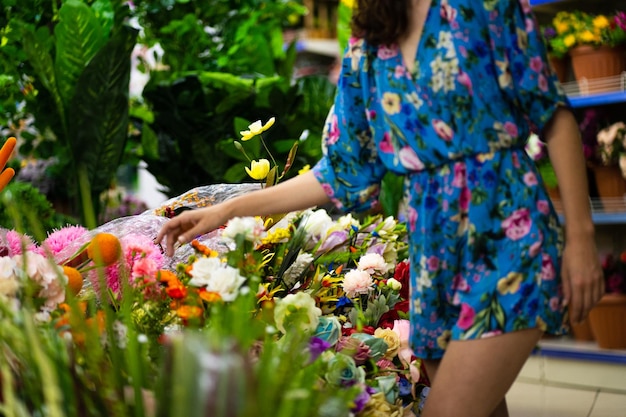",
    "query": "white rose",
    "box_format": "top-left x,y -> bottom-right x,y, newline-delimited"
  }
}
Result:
274,292 -> 322,334
188,257 -> 223,287
302,209 -> 334,237
222,217 -> 265,243
387,278 -> 402,291
205,265 -> 246,302
0,257 -> 19,297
